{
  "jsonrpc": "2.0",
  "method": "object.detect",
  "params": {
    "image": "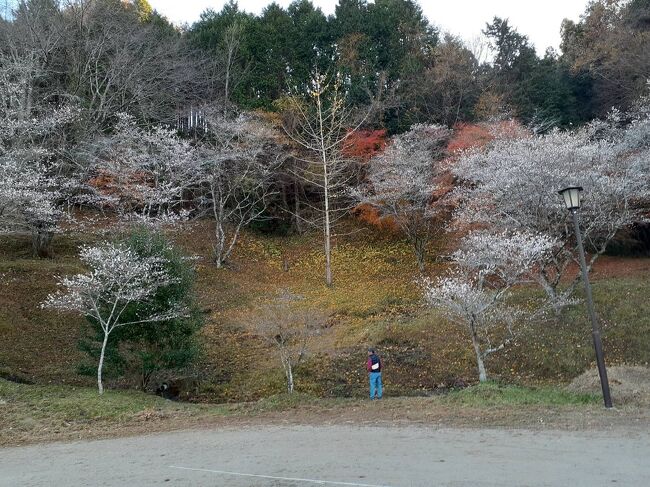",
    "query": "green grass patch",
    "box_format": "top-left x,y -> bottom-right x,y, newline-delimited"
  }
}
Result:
0,378 -> 210,424
444,382 -> 600,407
240,392 -> 324,412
